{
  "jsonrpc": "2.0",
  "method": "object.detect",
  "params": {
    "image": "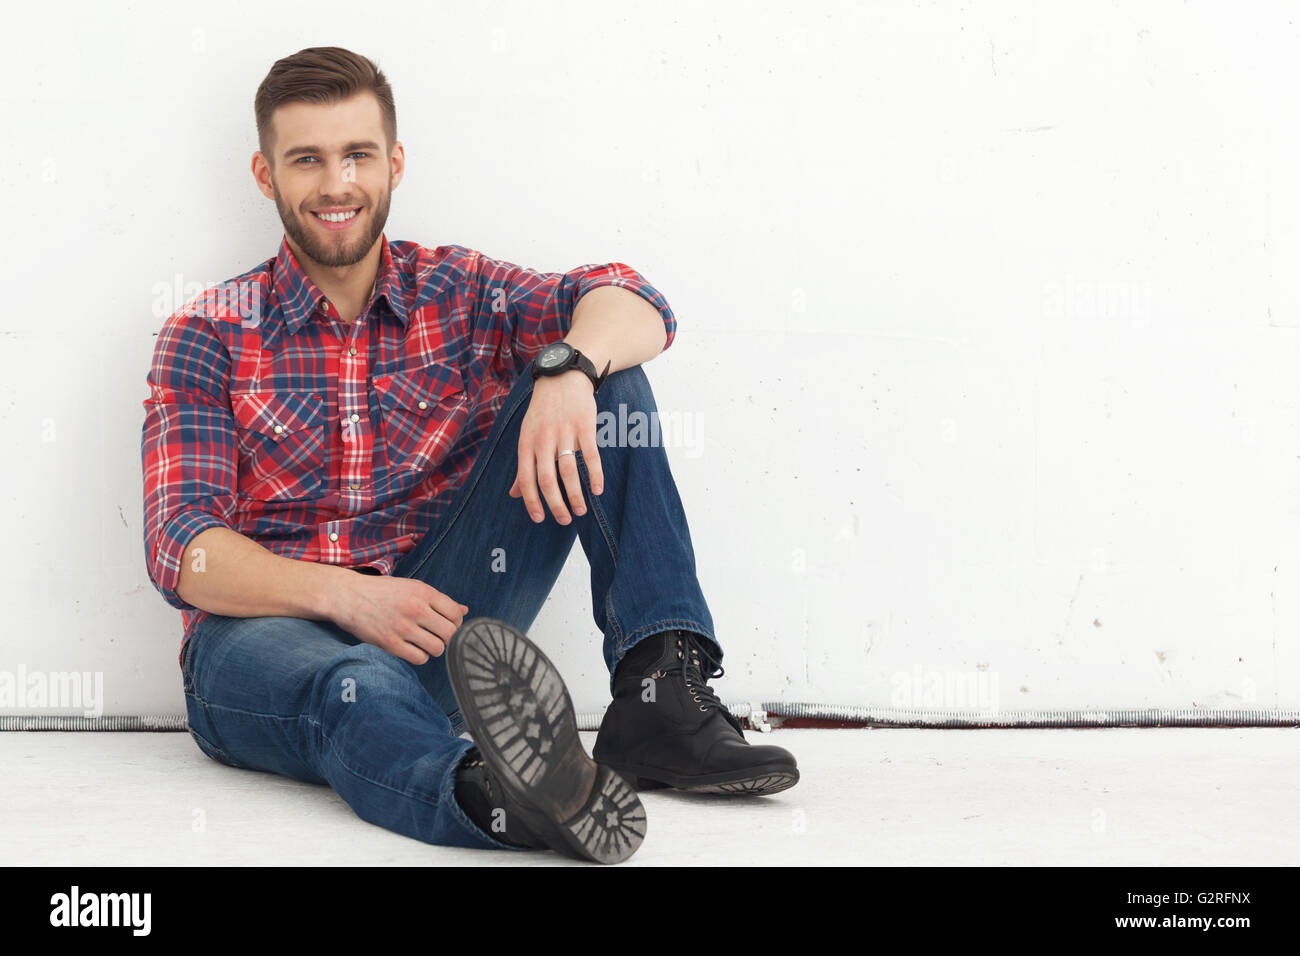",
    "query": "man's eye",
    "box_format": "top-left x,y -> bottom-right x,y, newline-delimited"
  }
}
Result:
294,154 -> 367,164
